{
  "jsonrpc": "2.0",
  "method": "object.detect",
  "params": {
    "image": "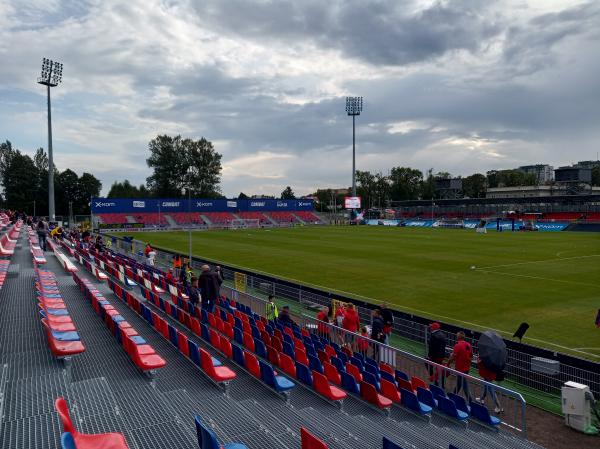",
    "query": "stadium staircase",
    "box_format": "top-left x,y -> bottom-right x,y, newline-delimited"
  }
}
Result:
292,213 -> 306,225
200,214 -> 213,226
0,227 -> 547,449
126,215 -> 137,223
164,214 -> 178,228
